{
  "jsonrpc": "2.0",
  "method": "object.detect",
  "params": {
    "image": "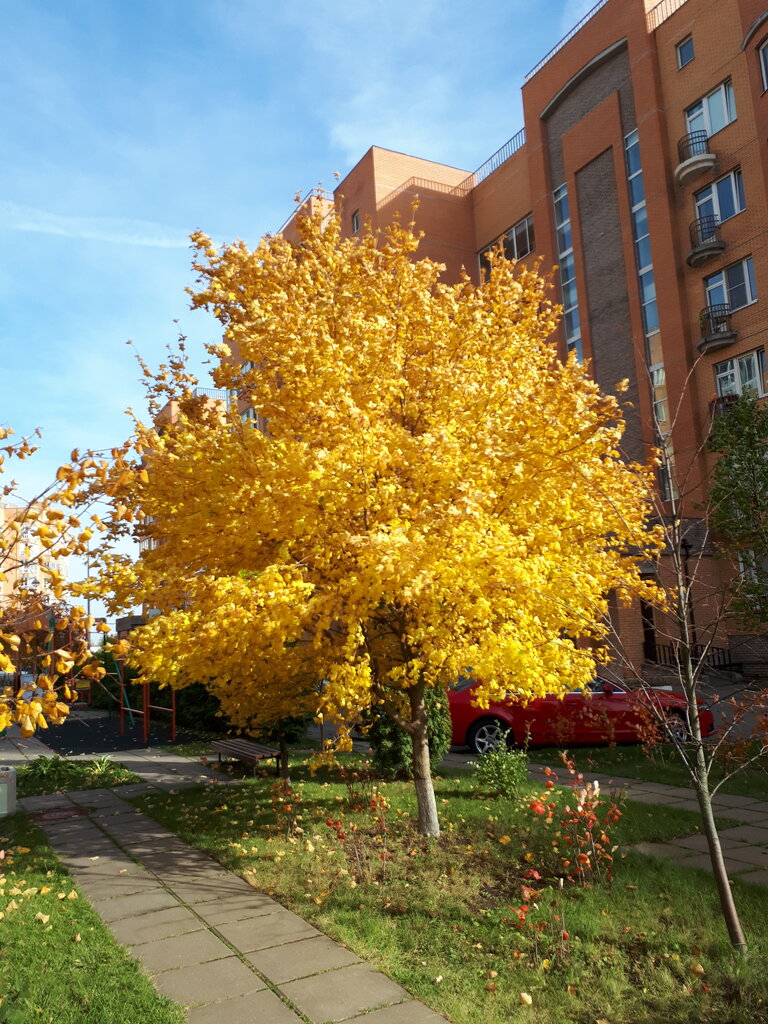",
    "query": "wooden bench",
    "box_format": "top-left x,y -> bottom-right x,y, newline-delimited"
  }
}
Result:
212,739 -> 281,776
